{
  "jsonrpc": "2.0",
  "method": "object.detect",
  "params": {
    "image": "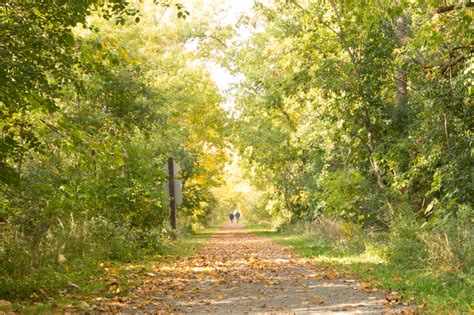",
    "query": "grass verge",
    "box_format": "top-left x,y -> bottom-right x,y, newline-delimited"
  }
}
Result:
3,226 -> 217,314
246,224 -> 473,313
